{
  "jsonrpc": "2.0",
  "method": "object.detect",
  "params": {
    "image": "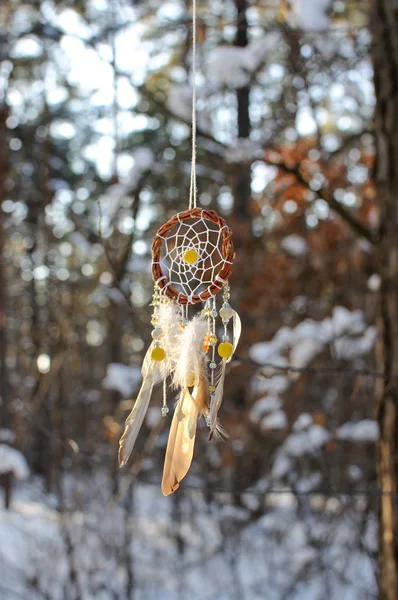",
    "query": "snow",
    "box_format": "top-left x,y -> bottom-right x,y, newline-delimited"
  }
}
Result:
208,35 -> 281,88
331,306 -> 366,337
0,445 -> 29,479
290,337 -> 323,369
290,0 -> 331,31
167,84 -> 193,122
261,410 -> 287,431
0,429 -> 16,444
367,273 -> 381,292
167,84 -> 210,130
68,231 -> 91,254
249,308 -> 376,445
250,307 -> 375,369
292,413 -> 313,432
333,326 -> 377,360
281,234 -> 308,257
254,374 -> 290,395
0,476 -> 378,600
250,395 -> 282,421
225,139 -> 264,164
272,424 -> 331,480
102,363 -> 141,397
127,147 -> 154,187
337,420 -> 379,442
284,425 -> 331,457
99,147 -> 154,219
